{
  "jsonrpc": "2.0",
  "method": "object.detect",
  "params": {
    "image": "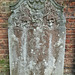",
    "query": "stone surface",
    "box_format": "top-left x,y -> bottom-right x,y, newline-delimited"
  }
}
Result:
8,0 -> 66,75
